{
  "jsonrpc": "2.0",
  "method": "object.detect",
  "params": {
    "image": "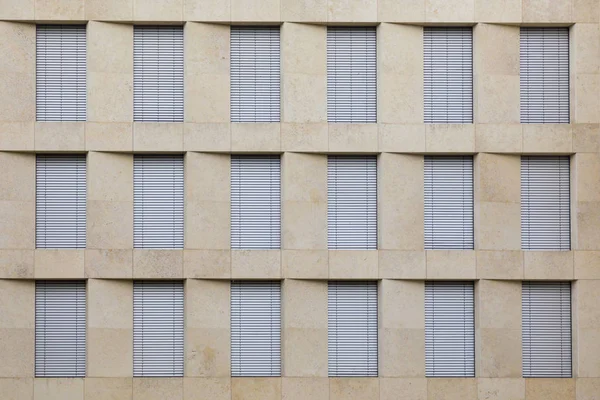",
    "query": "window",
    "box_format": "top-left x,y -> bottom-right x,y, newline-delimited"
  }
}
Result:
522,282 -> 572,377
425,281 -> 475,377
35,281 -> 86,377
133,281 -> 184,377
36,154 -> 87,249
133,26 -> 184,122
520,28 -> 569,123
36,25 -> 86,121
424,156 -> 474,250
230,26 -> 281,122
328,281 -> 378,377
328,156 -> 377,250
231,155 -> 281,249
231,281 -> 281,376
521,156 -> 570,250
133,155 -> 184,249
424,27 -> 473,123
327,27 -> 377,123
